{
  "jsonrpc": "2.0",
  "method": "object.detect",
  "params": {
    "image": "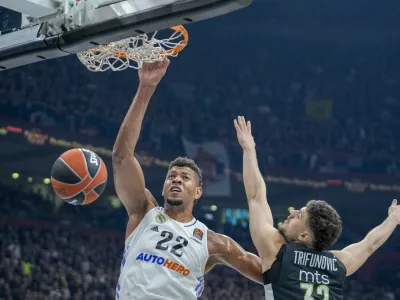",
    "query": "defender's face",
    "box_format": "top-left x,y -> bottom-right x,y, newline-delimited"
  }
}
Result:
278,207 -> 310,243
162,166 -> 202,207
